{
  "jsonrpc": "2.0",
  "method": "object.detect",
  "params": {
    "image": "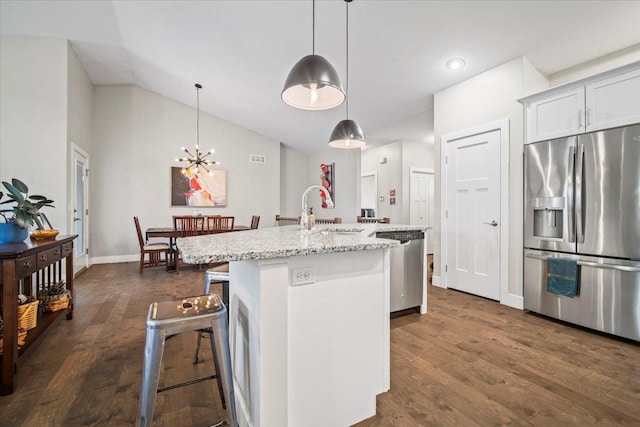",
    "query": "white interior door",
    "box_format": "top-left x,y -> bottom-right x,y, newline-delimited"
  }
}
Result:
445,130 -> 500,300
410,170 -> 434,253
71,144 -> 89,273
360,173 -> 377,216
